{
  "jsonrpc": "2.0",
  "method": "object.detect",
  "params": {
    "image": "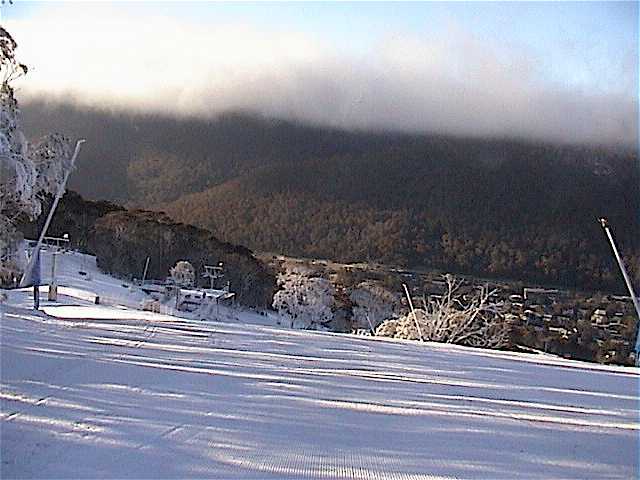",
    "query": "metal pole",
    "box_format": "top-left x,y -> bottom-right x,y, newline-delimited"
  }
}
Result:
50,251 -> 56,281
30,247 -> 41,309
365,313 -> 376,336
48,250 -> 58,301
403,283 -> 424,341
142,256 -> 150,284
20,140 -> 85,290
599,218 -> 640,365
